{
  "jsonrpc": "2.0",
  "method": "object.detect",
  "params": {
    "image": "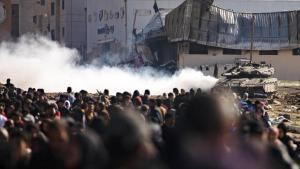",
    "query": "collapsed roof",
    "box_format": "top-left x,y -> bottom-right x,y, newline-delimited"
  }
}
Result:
136,9 -> 171,43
